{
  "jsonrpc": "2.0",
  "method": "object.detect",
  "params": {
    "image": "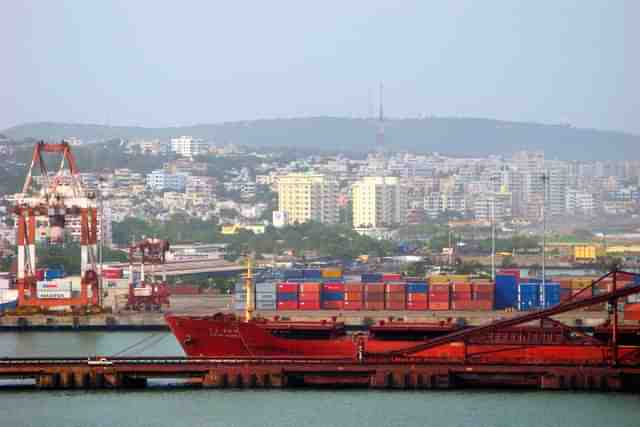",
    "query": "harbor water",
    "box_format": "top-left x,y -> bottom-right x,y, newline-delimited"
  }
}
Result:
0,332 -> 639,427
